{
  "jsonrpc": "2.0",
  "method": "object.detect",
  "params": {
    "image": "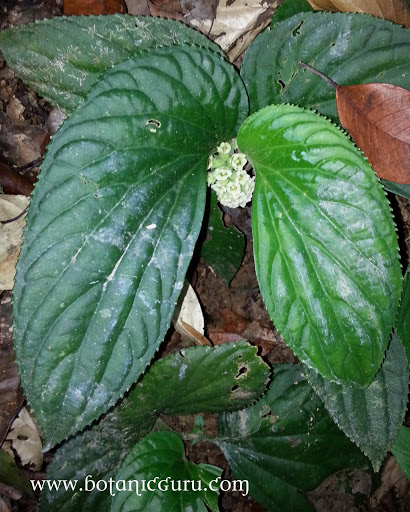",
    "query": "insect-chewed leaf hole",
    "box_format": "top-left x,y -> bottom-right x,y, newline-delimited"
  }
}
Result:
235,365 -> 248,379
147,119 -> 161,128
